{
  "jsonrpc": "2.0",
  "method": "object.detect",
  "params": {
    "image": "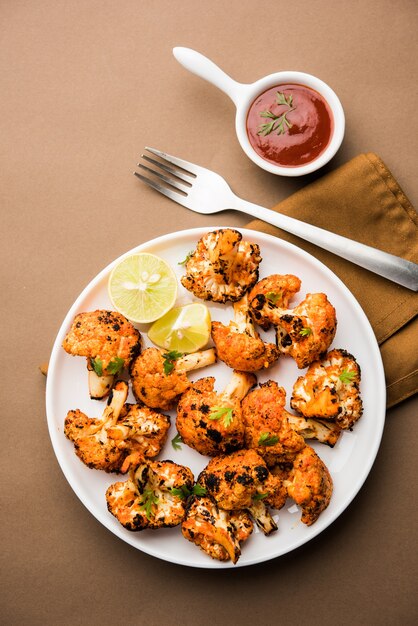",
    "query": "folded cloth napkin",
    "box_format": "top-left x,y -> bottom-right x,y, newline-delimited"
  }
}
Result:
246,152 -> 418,408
